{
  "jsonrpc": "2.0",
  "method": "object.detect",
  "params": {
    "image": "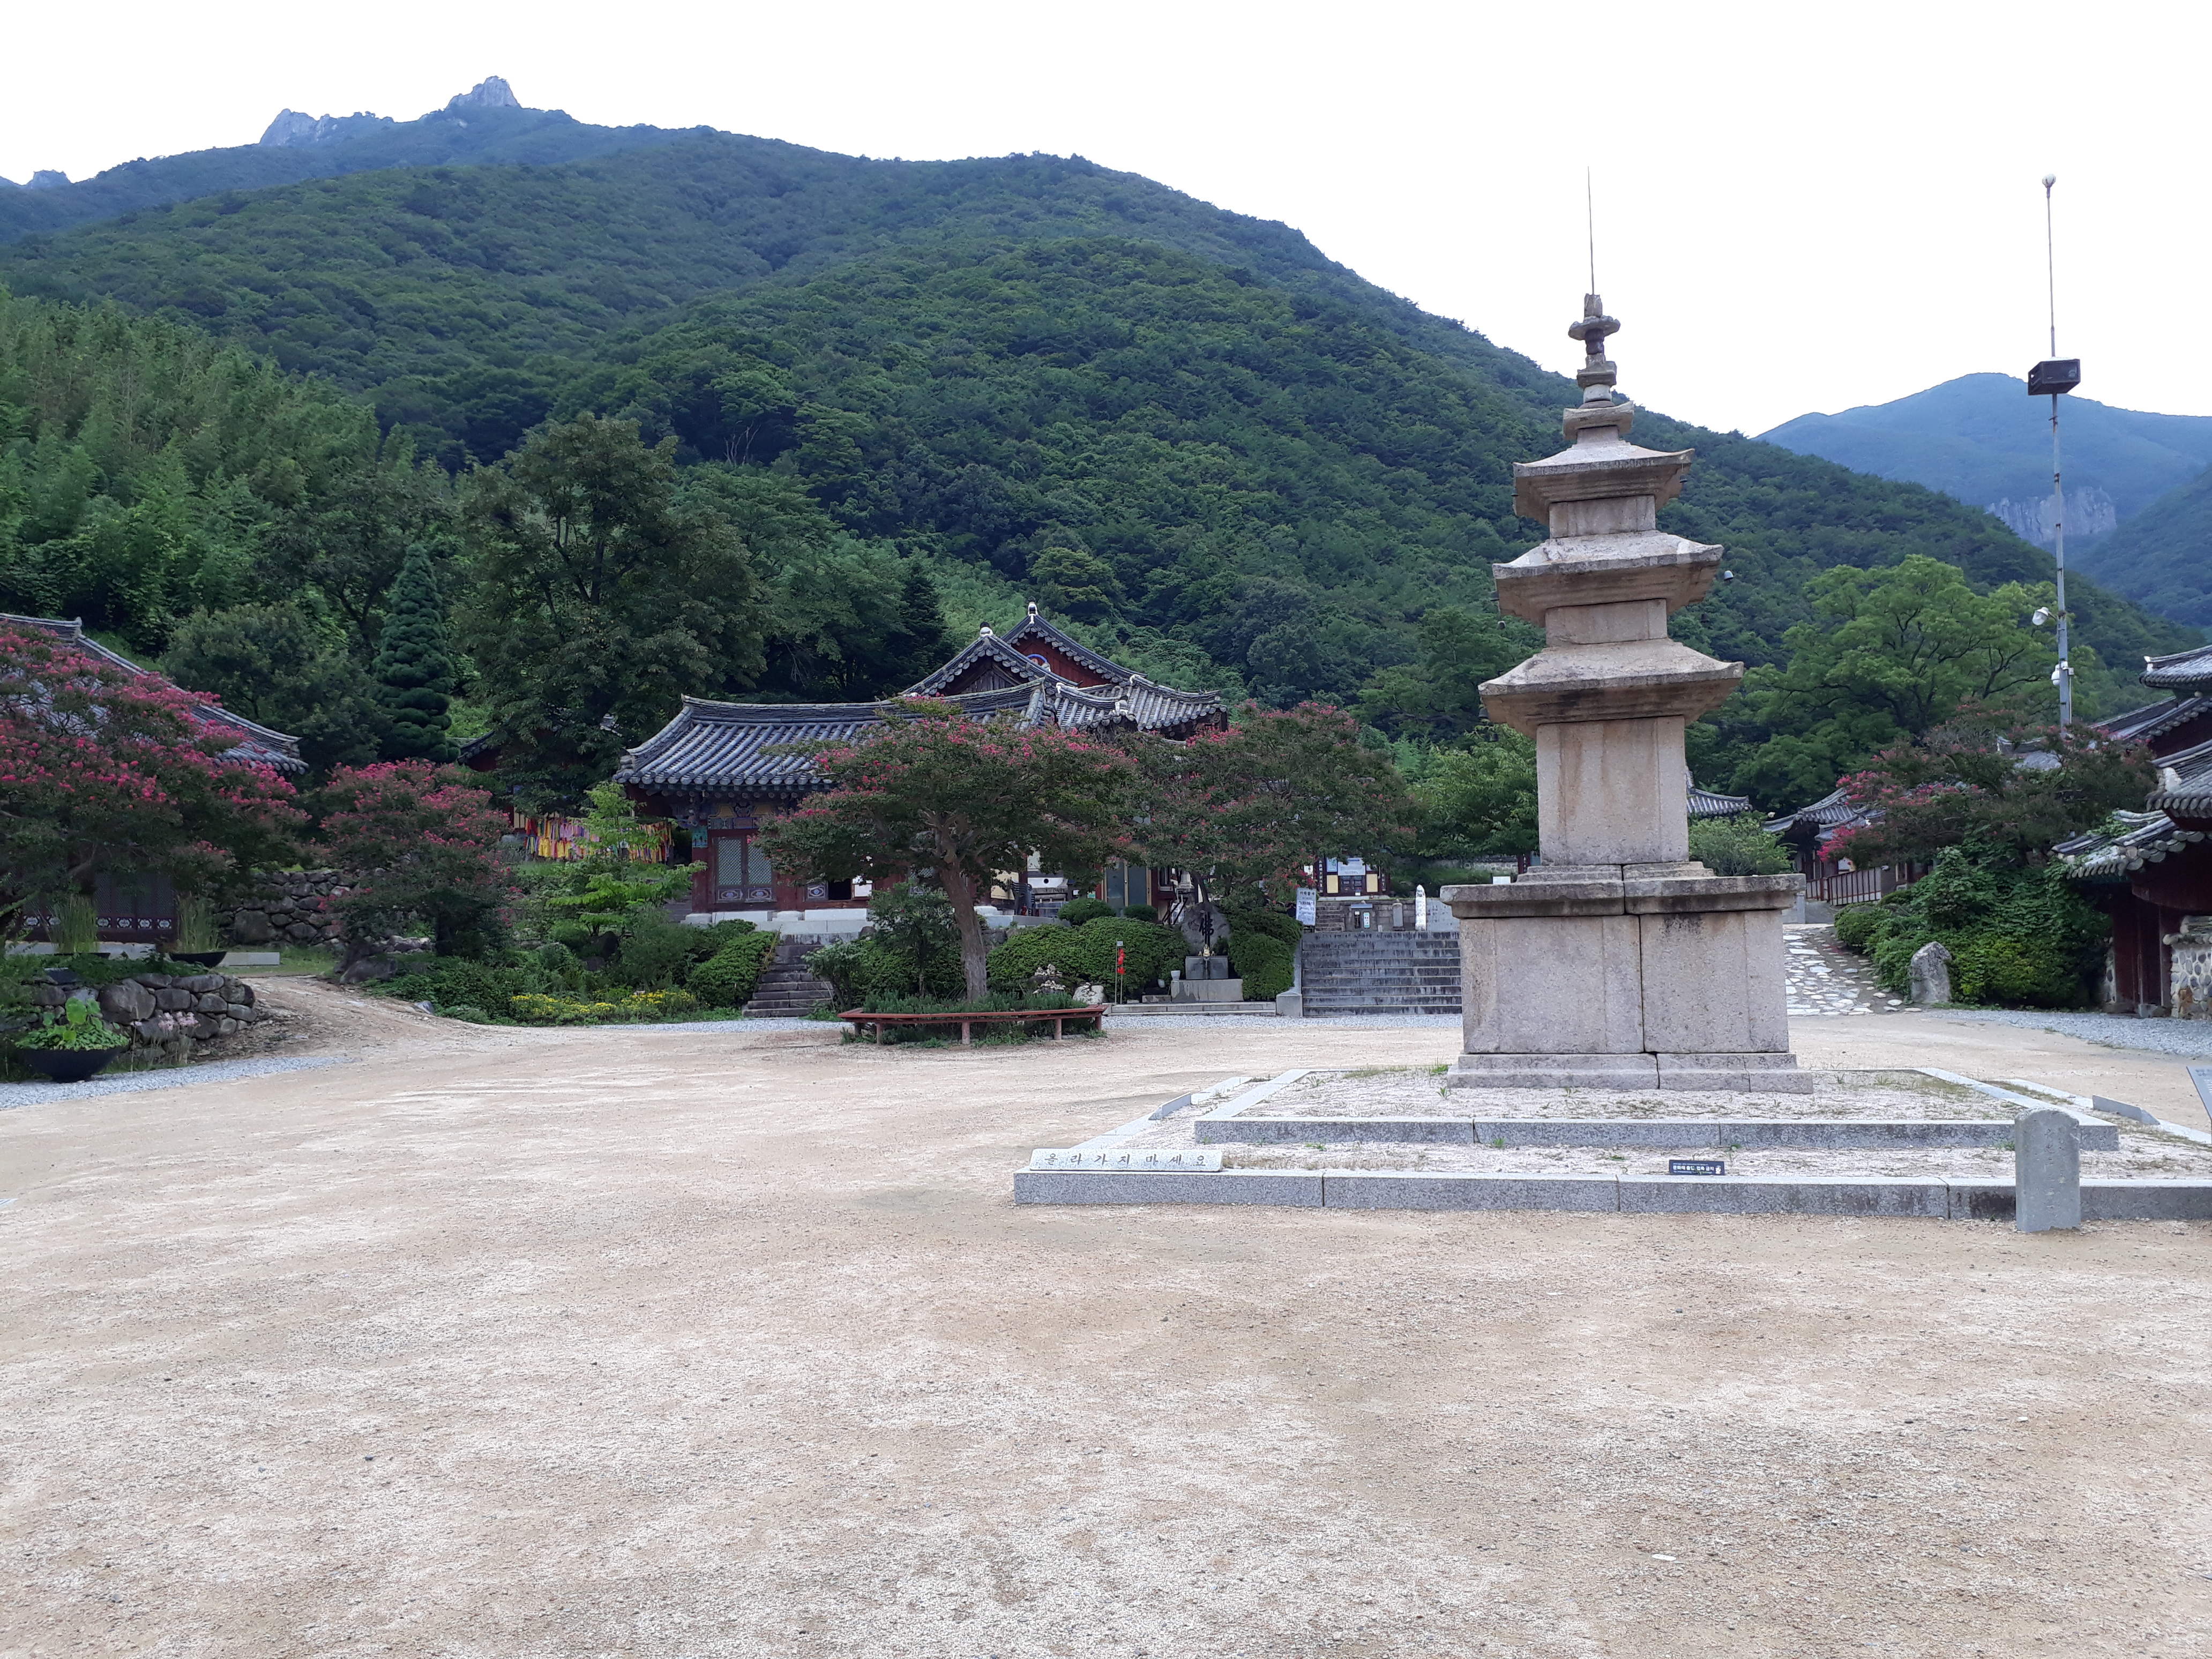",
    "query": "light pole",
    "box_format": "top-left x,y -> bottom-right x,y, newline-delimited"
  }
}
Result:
2028,173 -> 2080,728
